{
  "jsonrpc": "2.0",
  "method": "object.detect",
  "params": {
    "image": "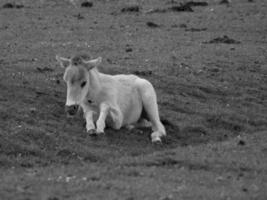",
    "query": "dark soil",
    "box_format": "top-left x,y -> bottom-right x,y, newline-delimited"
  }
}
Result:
185,27 -> 207,32
81,1 -> 93,8
146,21 -> 160,28
169,4 -> 194,12
184,1 -> 209,7
220,0 -> 231,5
